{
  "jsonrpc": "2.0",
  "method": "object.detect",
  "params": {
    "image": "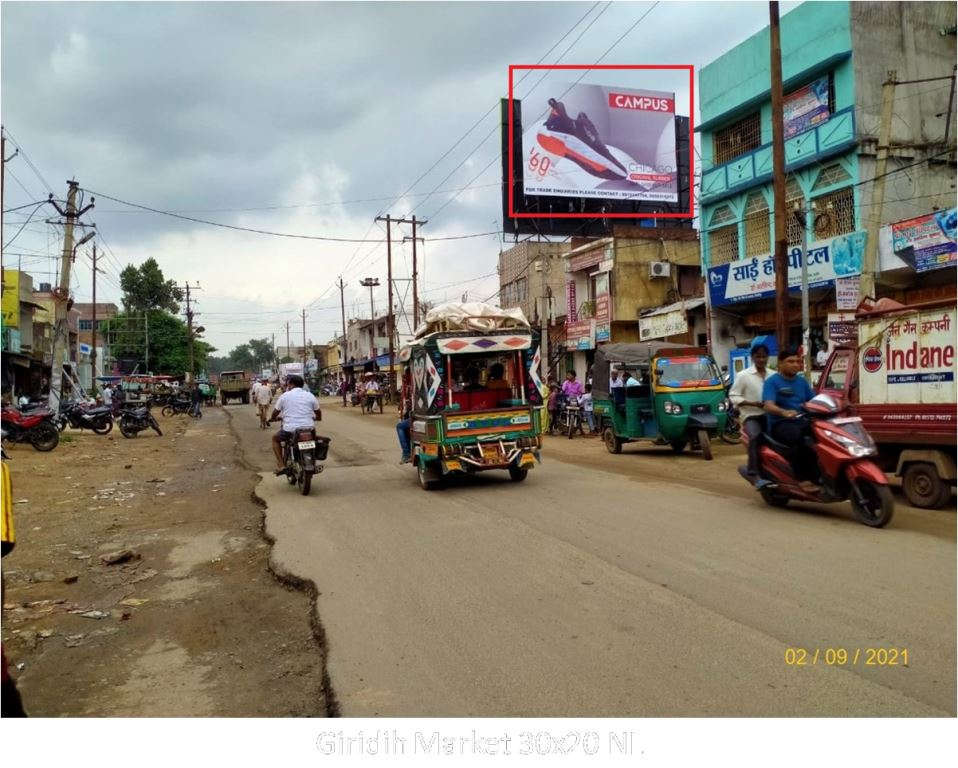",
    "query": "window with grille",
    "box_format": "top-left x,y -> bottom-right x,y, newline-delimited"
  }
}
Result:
812,163 -> 851,191
743,193 -> 770,256
79,319 -> 93,331
708,224 -> 740,266
709,204 -> 736,227
786,178 -> 805,246
812,186 -> 855,238
713,112 -> 761,165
